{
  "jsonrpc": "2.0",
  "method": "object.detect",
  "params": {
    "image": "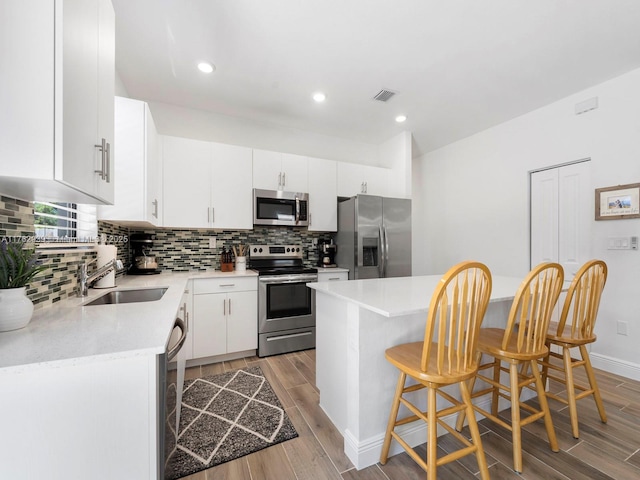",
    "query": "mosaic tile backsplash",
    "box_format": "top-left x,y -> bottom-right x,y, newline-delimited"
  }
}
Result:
127,226 -> 333,271
1,194 -> 333,310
